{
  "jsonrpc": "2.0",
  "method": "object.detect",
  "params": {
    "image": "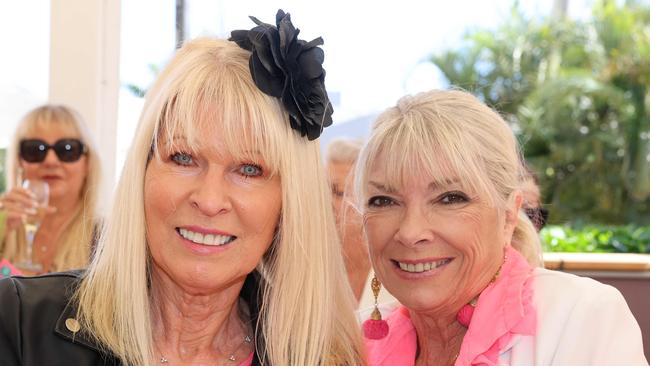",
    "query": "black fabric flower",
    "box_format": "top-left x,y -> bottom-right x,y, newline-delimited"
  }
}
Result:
230,9 -> 333,140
